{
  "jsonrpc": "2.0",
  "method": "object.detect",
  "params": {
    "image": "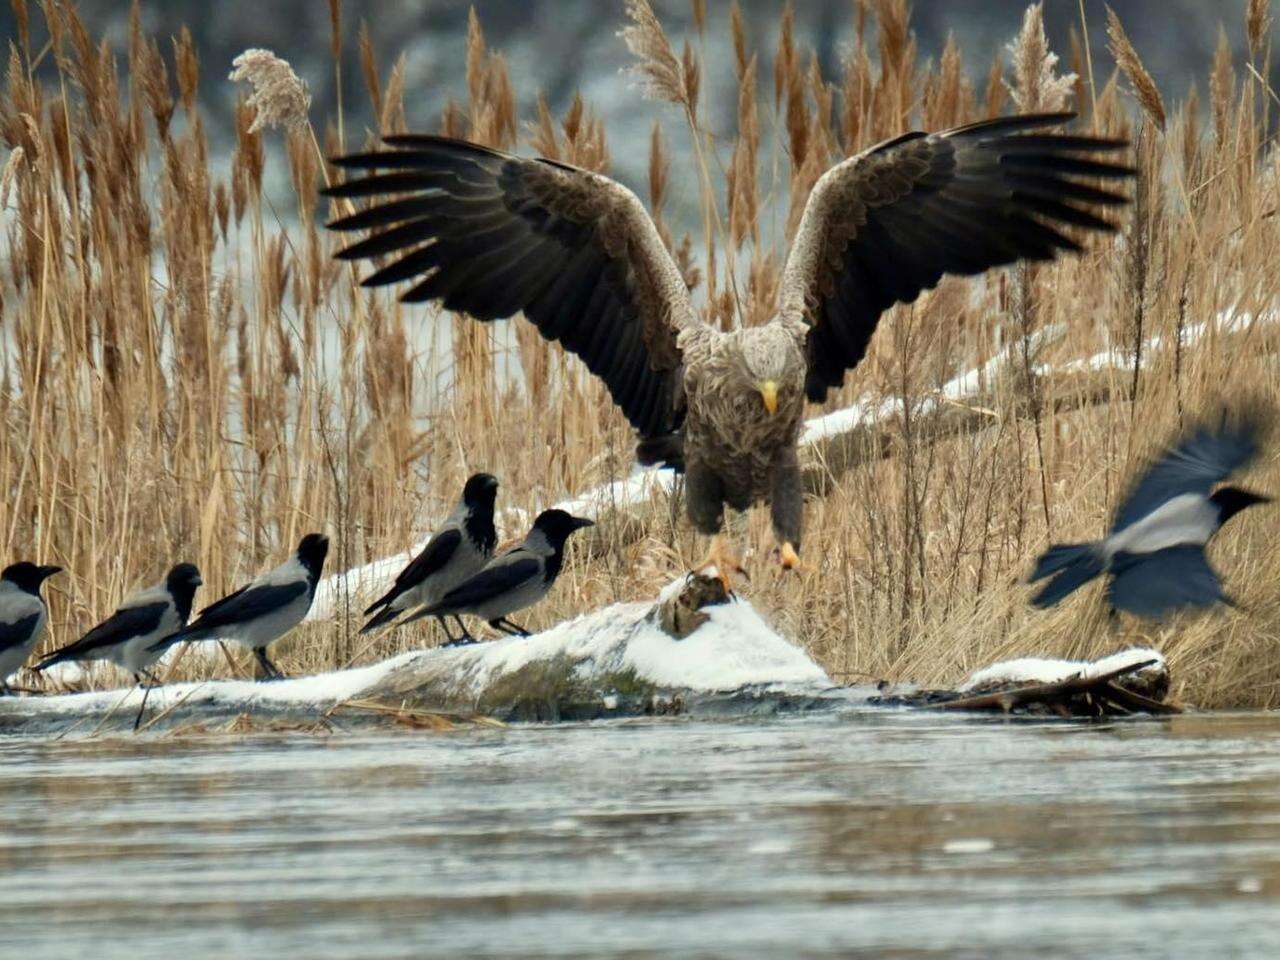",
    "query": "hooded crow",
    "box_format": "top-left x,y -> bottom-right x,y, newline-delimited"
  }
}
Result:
362,473 -> 499,640
149,534 -> 329,680
1029,417 -> 1271,618
0,562 -> 61,694
406,509 -> 594,643
37,563 -> 203,683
